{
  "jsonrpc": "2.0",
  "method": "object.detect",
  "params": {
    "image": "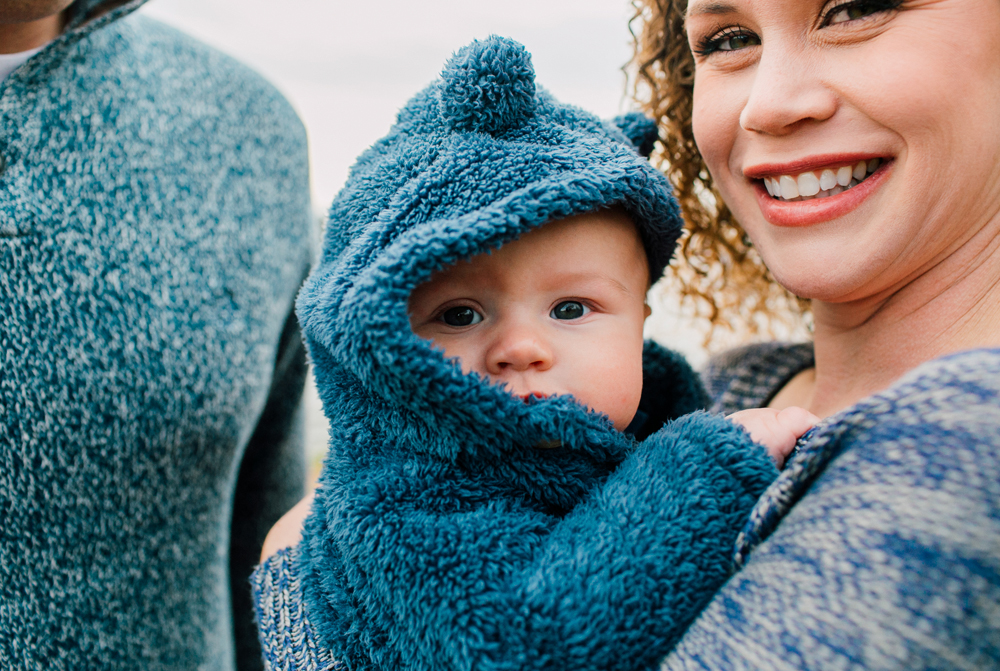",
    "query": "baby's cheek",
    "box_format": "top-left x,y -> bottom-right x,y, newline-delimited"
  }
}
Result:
601,354 -> 645,430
